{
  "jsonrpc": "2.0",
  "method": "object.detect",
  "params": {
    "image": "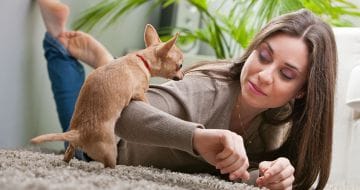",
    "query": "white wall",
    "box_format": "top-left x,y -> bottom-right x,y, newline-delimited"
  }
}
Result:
329,27 -> 360,187
0,0 -> 33,148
